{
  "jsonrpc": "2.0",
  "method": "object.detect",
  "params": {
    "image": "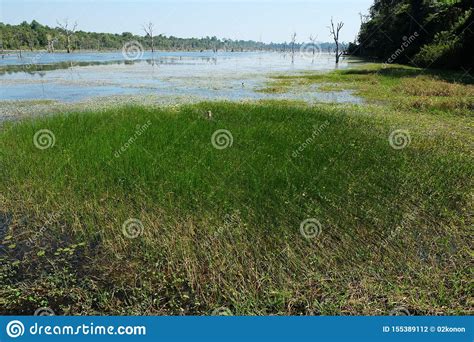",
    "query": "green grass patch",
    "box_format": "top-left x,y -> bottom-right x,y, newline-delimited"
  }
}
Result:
260,64 -> 474,115
0,70 -> 472,315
